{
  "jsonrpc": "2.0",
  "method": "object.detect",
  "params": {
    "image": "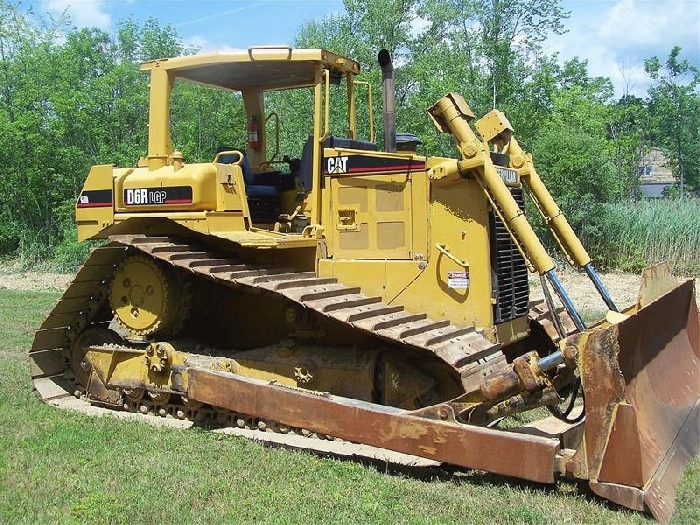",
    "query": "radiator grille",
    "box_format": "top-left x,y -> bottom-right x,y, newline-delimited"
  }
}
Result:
491,188 -> 530,323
